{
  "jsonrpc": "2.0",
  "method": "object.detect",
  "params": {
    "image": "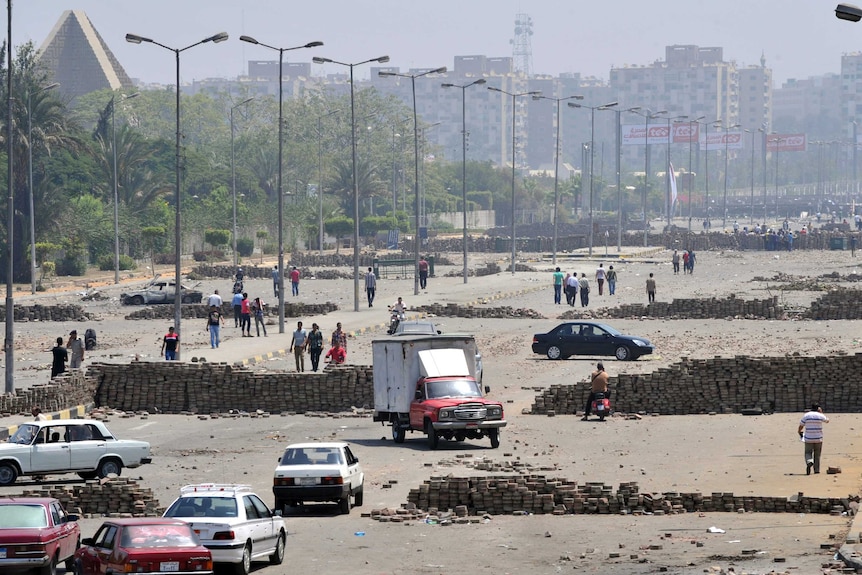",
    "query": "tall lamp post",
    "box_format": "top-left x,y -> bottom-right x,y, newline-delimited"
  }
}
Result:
716,120 -> 740,227
110,91 -> 140,285
686,116 -> 705,231
379,66 -> 448,294
126,31 -> 229,356
744,128 -> 763,224
316,109 -> 339,255
242,37 -> 323,331
532,93 -> 583,265
488,86 -> 541,274
230,97 -> 254,268
569,101 -> 618,256
27,82 -> 59,294
442,78 -> 486,281
665,115 -> 687,228
314,54 -> 389,310
5,0 -> 12,393
627,109 -> 666,246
